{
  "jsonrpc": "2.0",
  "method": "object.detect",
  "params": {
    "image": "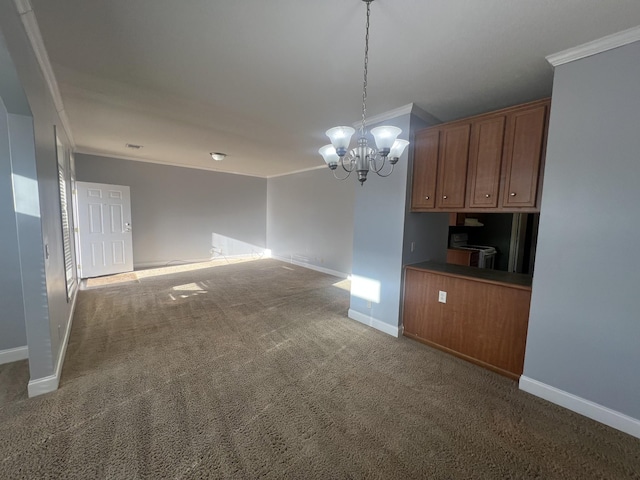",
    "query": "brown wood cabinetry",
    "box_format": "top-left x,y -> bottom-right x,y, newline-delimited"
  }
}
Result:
436,123 -> 471,209
501,103 -> 548,208
411,123 -> 471,210
410,98 -> 550,213
467,115 -> 505,208
403,265 -> 532,379
411,129 -> 439,209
